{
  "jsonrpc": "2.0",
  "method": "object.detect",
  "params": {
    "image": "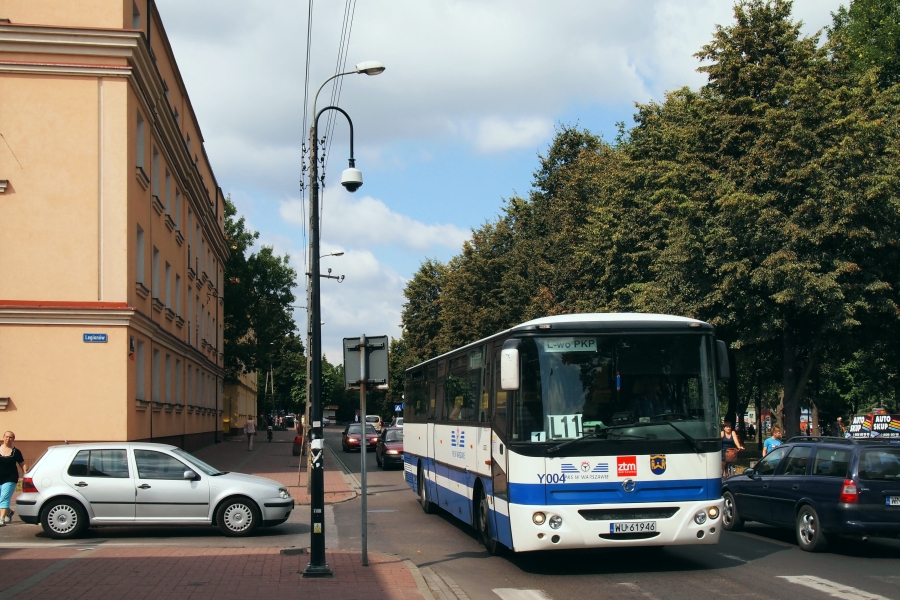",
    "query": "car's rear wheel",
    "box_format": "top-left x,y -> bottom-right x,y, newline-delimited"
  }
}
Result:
41,498 -> 88,539
722,491 -> 744,531
419,465 -> 435,514
217,497 -> 260,537
796,505 -> 828,552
